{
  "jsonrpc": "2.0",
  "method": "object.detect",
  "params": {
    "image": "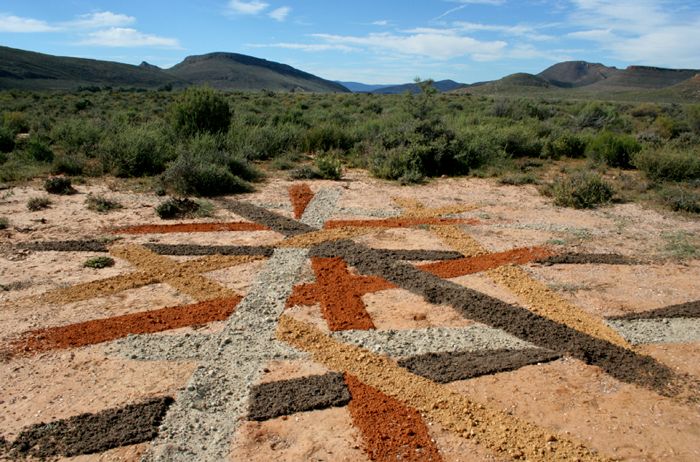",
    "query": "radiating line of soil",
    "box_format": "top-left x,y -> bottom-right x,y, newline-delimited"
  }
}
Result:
417,246 -> 553,279
220,199 -> 314,236
112,222 -> 268,235
310,257 -> 378,331
607,300 -> 700,320
6,396 -> 173,459
344,374 -> 443,462
247,372 -> 350,421
289,183 -> 315,219
536,253 -> 640,265
398,348 -> 562,383
429,225 -> 488,257
143,243 -> 274,257
324,217 -> 480,229
7,296 -> 241,357
309,240 -> 691,399
278,227 -> 378,248
277,315 -> 609,462
18,240 -> 109,252
371,249 -> 463,261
